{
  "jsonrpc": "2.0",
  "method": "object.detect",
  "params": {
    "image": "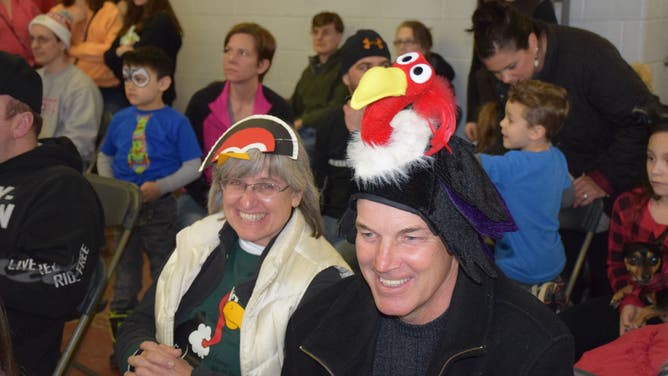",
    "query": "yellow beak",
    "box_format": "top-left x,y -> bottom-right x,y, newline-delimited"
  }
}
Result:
350,66 -> 407,110
215,151 -> 250,165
